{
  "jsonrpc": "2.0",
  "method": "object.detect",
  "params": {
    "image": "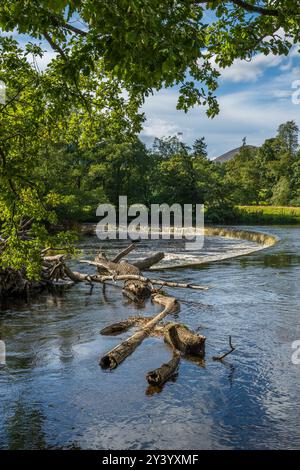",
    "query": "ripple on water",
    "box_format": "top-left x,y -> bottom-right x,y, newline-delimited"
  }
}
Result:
1,227 -> 300,449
